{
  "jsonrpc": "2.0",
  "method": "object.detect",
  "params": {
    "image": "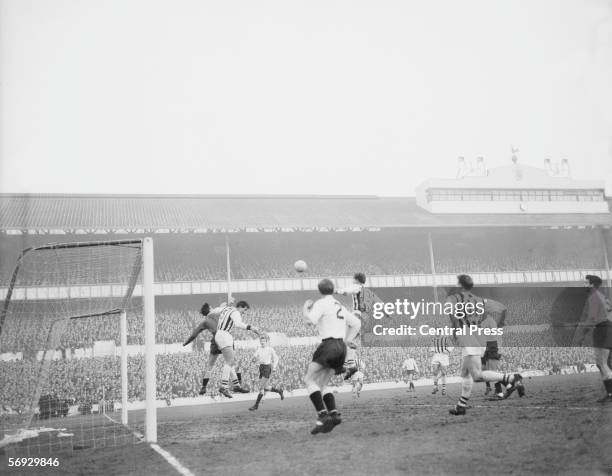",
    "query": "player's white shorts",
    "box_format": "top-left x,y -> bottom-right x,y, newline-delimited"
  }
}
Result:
432,353 -> 450,368
351,371 -> 364,383
462,346 -> 486,358
214,330 -> 234,350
